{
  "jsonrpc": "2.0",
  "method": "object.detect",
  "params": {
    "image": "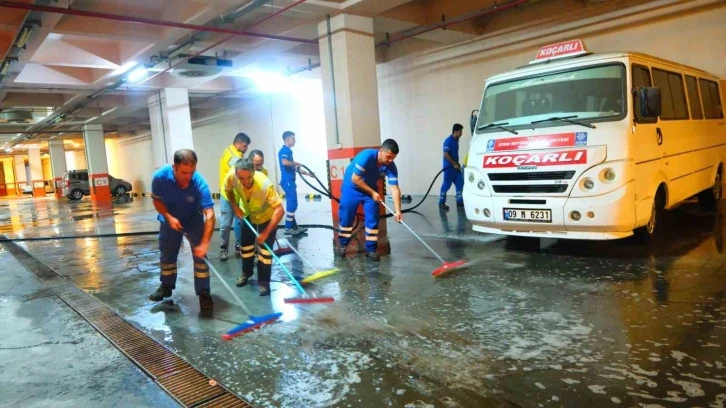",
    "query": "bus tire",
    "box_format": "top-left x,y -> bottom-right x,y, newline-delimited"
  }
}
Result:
698,165 -> 722,211
636,187 -> 665,242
